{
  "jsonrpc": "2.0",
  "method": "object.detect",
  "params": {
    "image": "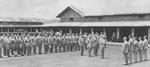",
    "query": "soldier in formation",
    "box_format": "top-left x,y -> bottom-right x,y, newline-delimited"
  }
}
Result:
122,35 -> 149,65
